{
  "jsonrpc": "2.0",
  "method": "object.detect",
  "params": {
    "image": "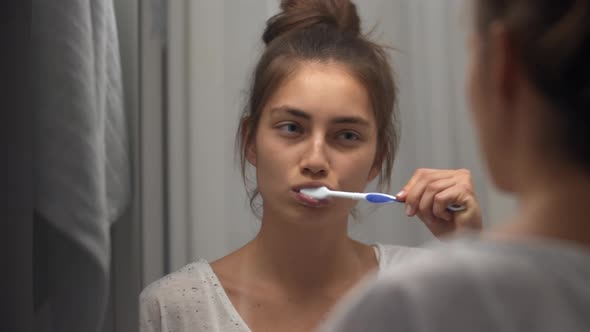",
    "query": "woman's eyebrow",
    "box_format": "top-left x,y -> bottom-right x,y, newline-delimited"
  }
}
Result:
271,106 -> 310,119
331,116 -> 370,127
271,105 -> 370,126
